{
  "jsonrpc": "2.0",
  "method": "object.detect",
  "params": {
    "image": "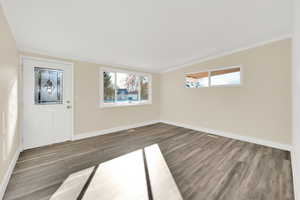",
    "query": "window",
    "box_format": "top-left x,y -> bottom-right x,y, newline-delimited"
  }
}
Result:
185,66 -> 241,88
34,67 -> 63,104
210,67 -> 241,86
101,68 -> 152,107
185,71 -> 209,88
